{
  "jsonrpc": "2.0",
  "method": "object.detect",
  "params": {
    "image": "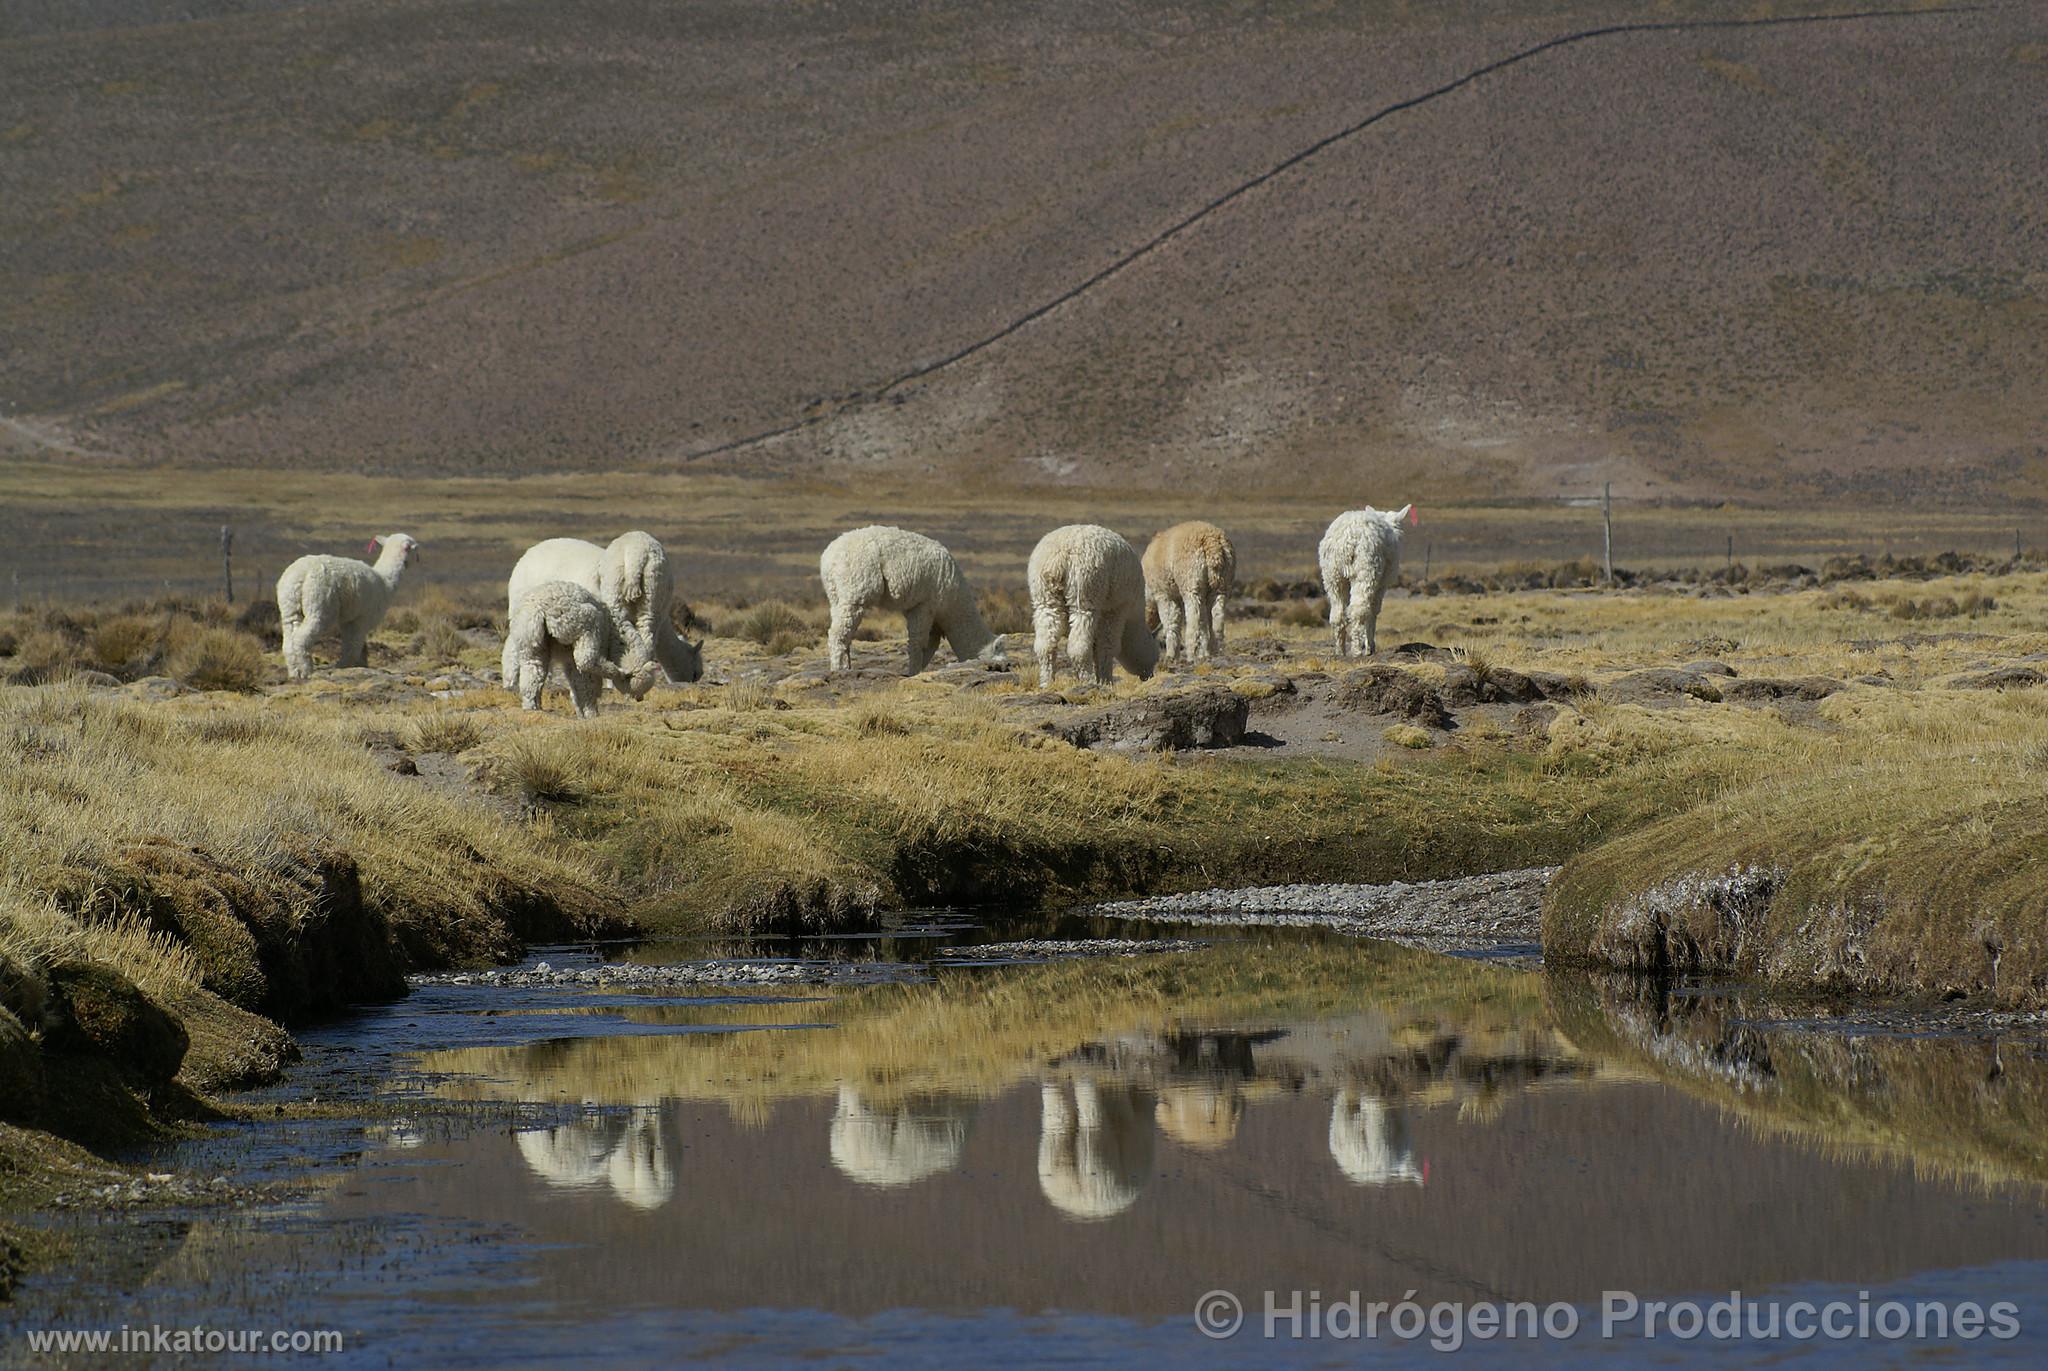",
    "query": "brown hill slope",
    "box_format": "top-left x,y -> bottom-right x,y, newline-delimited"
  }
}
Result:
1,1 -> 2042,502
